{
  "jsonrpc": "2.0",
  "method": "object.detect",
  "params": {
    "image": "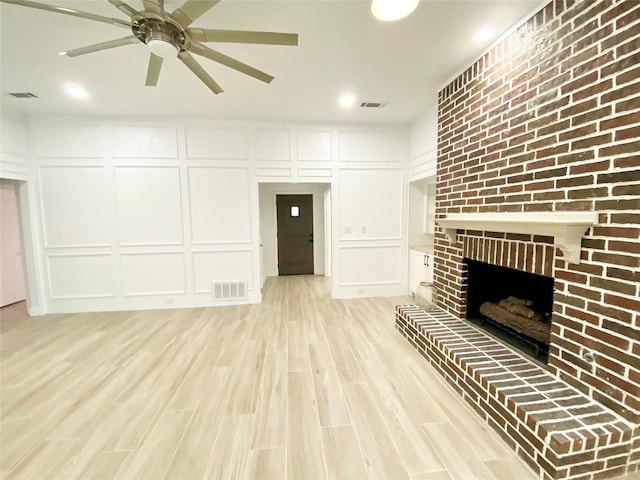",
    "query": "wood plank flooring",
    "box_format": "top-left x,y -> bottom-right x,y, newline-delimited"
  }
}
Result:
1,275 -> 541,479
